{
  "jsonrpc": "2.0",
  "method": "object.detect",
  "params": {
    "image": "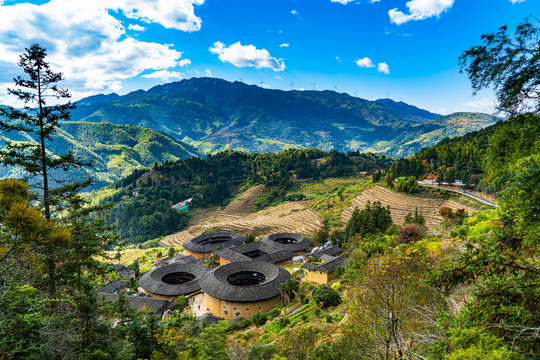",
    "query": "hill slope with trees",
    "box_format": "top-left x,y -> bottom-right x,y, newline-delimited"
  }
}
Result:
69,77 -> 495,157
